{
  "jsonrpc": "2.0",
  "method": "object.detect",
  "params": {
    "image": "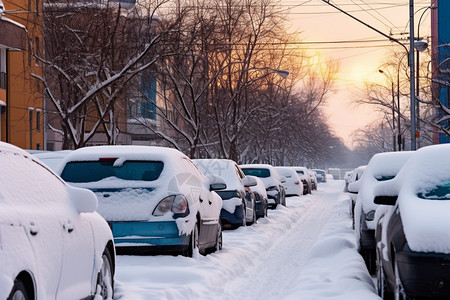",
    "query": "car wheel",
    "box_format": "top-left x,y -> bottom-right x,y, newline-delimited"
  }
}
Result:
394,260 -> 409,300
96,247 -> 114,299
264,202 -> 268,217
214,222 -> 223,252
7,279 -> 31,300
185,224 -> 199,257
361,248 -> 376,275
377,253 -> 394,300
